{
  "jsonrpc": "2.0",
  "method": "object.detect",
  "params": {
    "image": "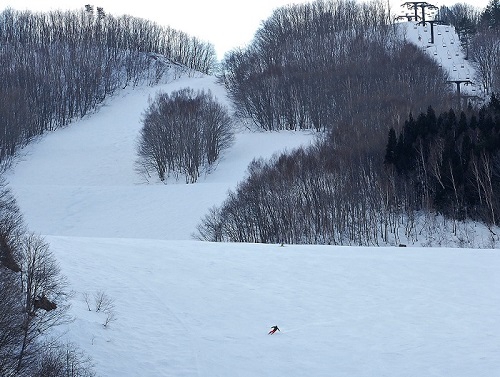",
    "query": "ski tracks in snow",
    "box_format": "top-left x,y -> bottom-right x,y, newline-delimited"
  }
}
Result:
148,284 -> 203,377
279,320 -> 336,334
